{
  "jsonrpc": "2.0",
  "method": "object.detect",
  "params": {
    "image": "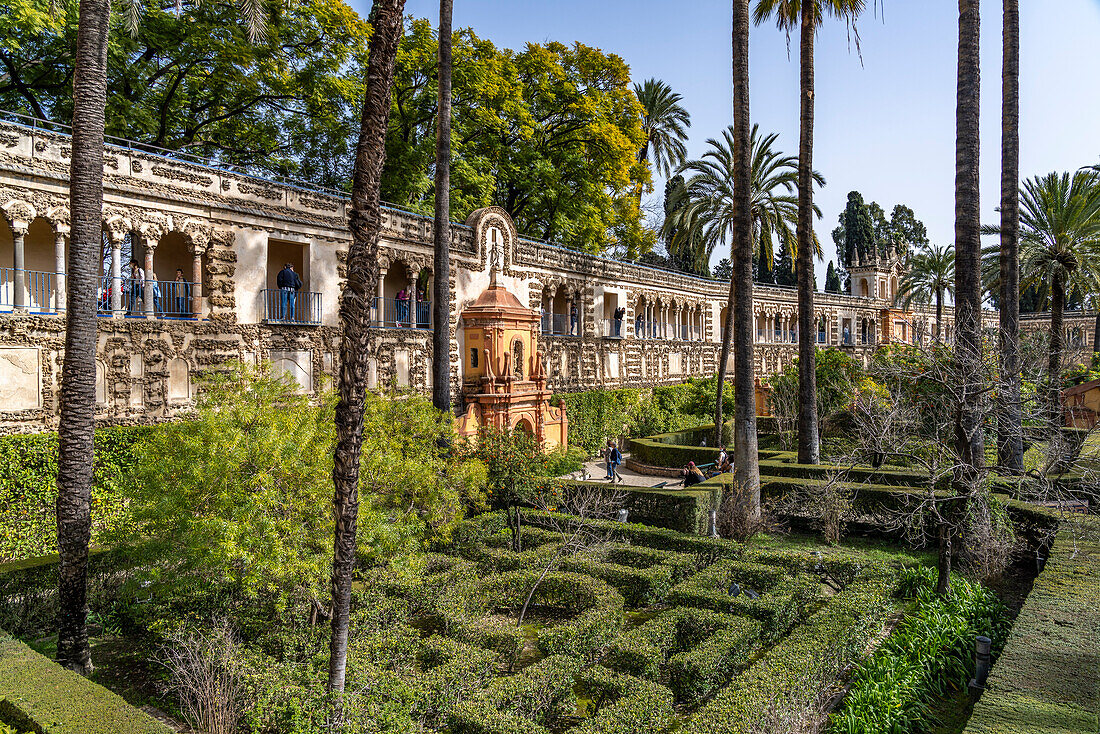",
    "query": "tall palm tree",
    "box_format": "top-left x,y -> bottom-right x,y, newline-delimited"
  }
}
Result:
895,243 -> 955,342
753,0 -> 867,465
56,0 -> 266,676
56,0 -> 112,675
954,0 -> 984,475
1014,172 -> 1100,426
329,0 -> 406,697
663,125 -> 824,275
634,79 -> 691,182
998,0 -> 1022,471
715,0 -> 760,538
432,0 -> 453,414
